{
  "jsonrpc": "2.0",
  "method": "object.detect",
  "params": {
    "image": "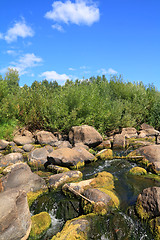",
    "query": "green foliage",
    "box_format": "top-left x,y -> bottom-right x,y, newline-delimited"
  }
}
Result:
1,68 -> 160,136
